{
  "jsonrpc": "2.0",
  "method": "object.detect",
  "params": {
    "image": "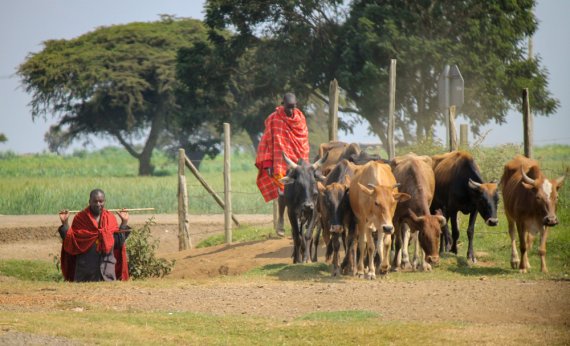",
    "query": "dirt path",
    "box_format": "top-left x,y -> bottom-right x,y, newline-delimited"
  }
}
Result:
1,213 -> 569,343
